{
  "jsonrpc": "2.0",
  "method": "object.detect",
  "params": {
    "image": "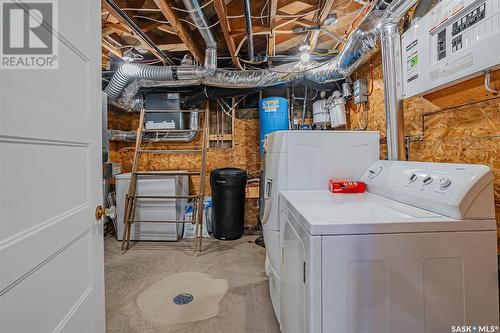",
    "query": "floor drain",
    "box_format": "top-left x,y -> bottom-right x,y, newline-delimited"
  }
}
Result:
173,293 -> 194,305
